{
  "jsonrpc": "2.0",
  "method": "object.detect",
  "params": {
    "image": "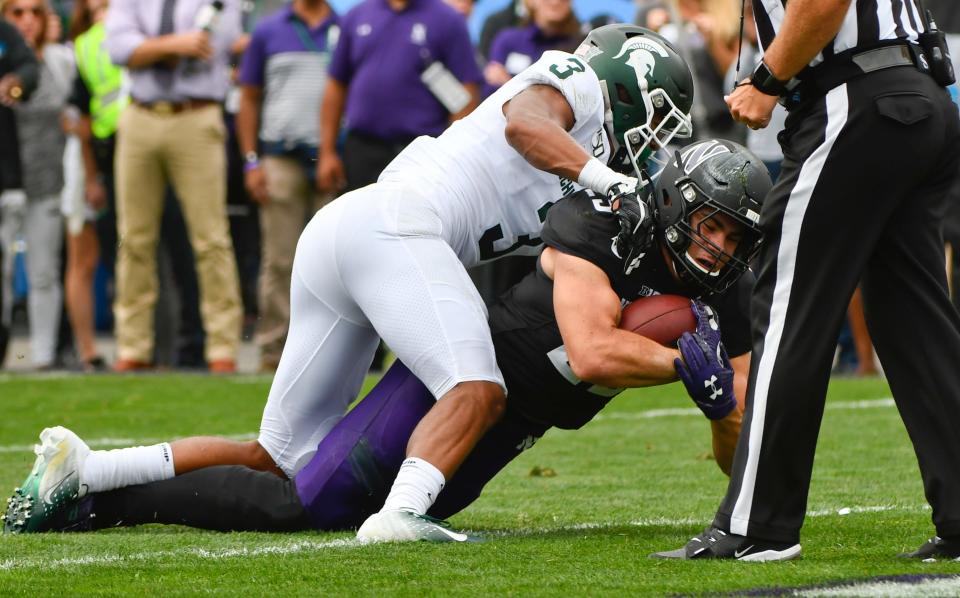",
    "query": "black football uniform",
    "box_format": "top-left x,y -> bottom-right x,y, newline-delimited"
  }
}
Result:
78,190 -> 754,534
493,189 -> 754,430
